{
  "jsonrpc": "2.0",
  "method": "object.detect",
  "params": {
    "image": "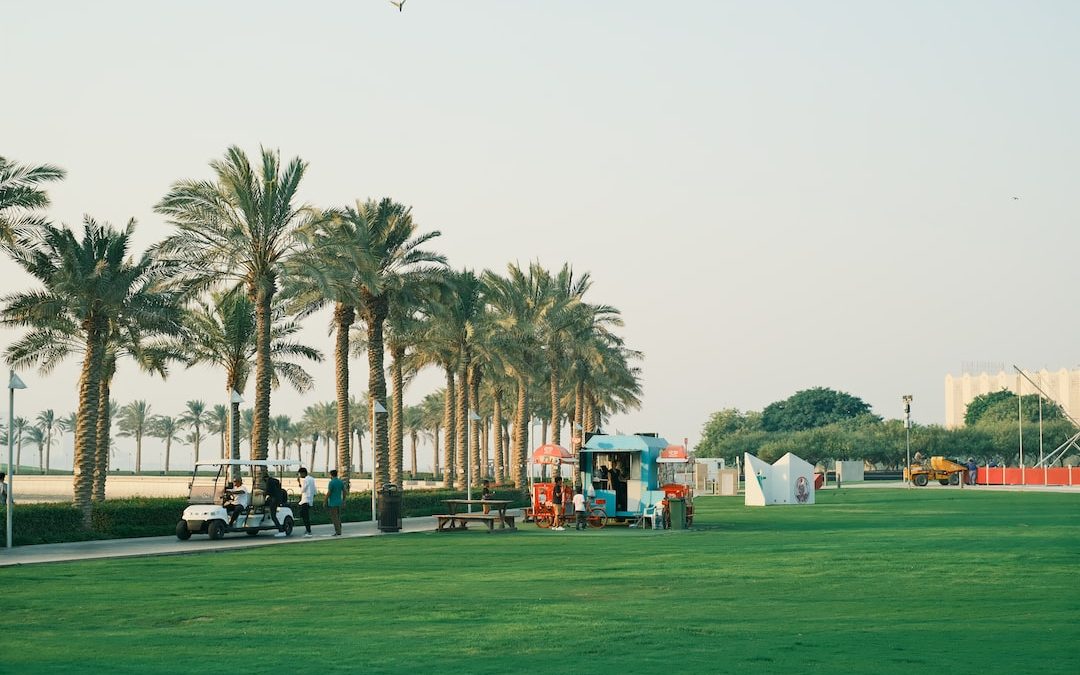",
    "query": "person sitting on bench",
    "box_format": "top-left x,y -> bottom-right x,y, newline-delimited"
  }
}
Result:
225,477 -> 250,526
